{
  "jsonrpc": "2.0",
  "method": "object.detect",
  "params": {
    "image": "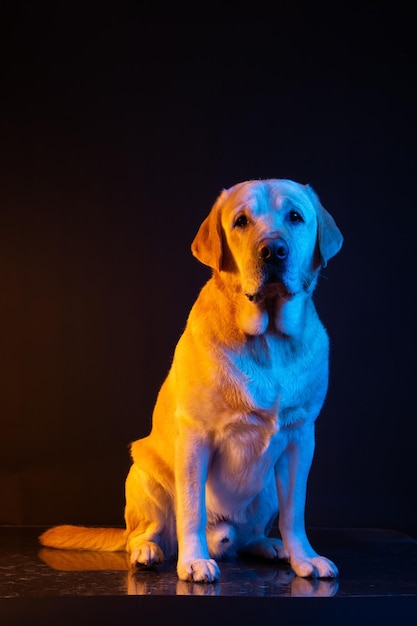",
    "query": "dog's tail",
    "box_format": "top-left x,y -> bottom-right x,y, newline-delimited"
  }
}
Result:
39,525 -> 127,552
